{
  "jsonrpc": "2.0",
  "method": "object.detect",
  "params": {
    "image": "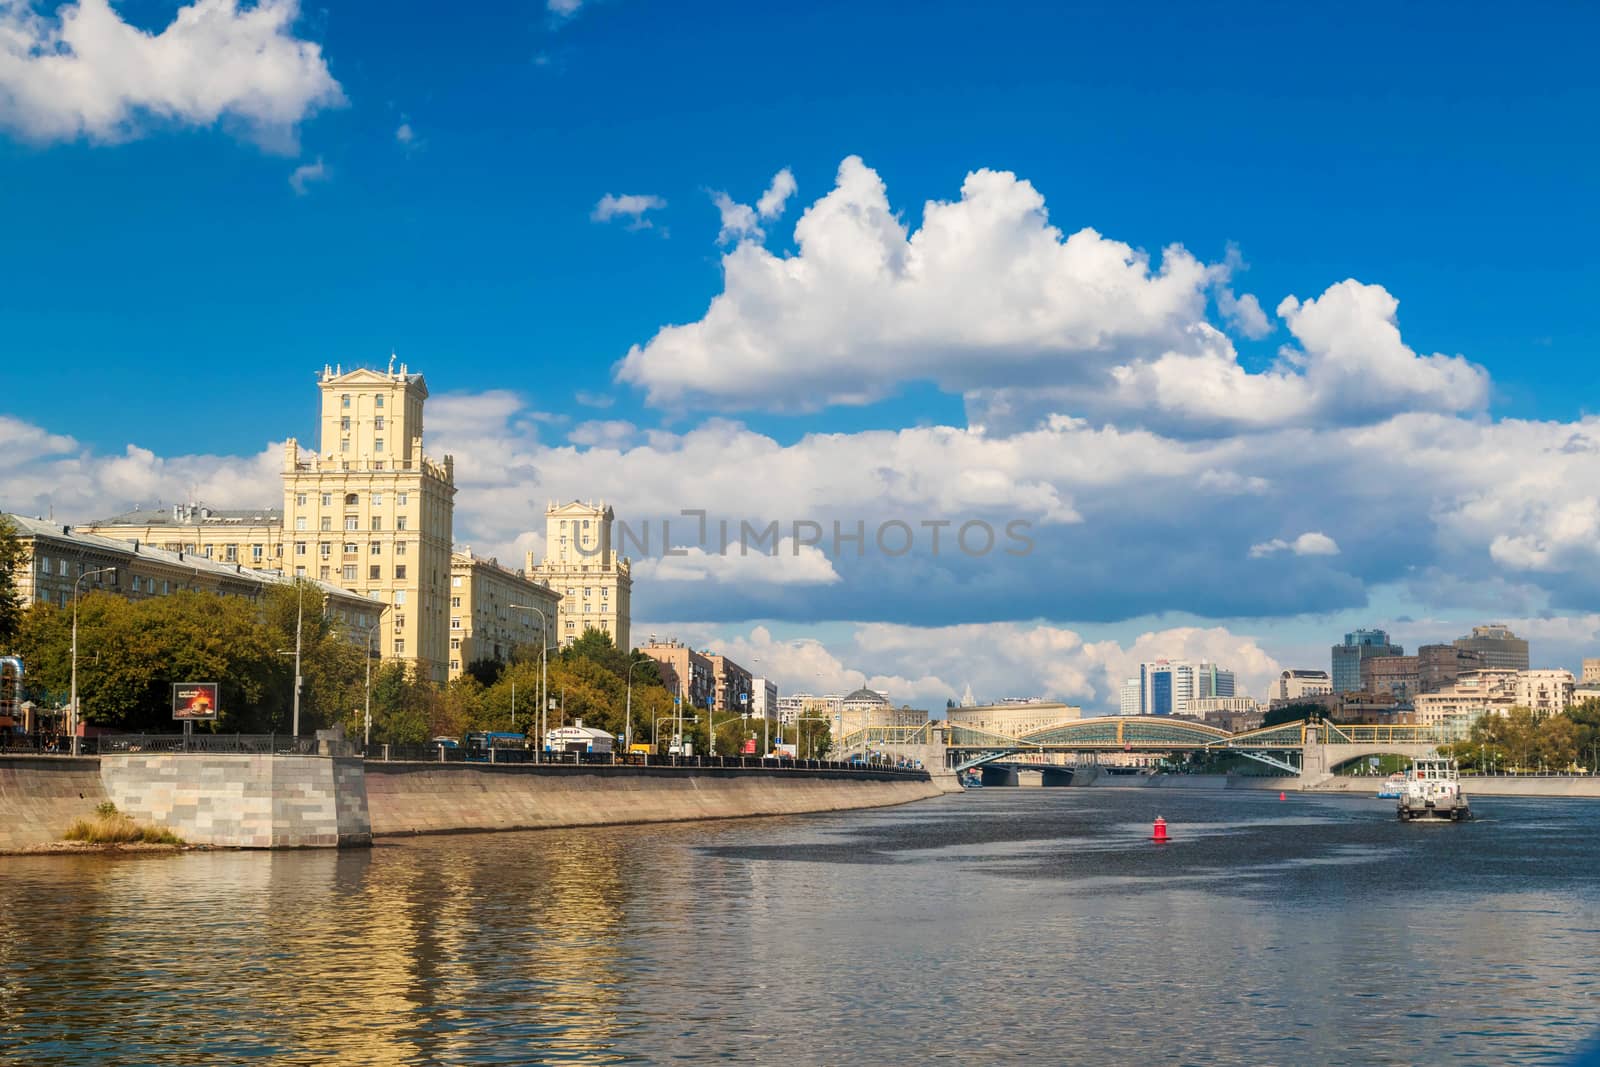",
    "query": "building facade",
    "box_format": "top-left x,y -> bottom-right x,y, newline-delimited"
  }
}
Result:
447,551 -> 560,679
1133,660 -> 1236,717
527,501 -> 633,651
947,701 -> 1082,738
78,363 -> 457,683
750,677 -> 779,719
1331,629 -> 1403,693
1453,624 -> 1530,671
1277,669 -> 1334,701
1583,658 -> 1600,685
638,639 -> 714,711
5,513 -> 382,637
1362,655 -> 1421,701
704,653 -> 755,714
1417,644 -> 1486,694
1517,669 -> 1575,714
